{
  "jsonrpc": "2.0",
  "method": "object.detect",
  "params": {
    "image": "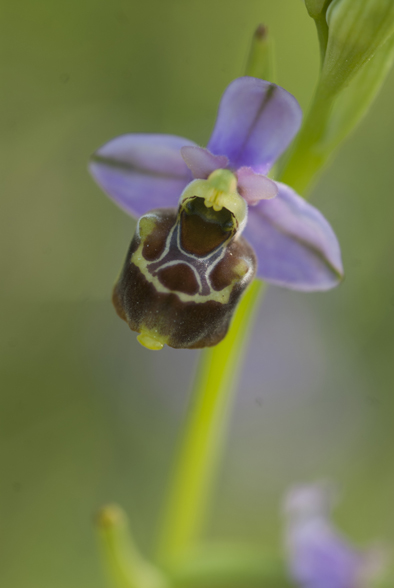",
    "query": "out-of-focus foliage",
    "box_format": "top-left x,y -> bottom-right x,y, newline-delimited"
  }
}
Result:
280,0 -> 394,193
1,1 -> 394,587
